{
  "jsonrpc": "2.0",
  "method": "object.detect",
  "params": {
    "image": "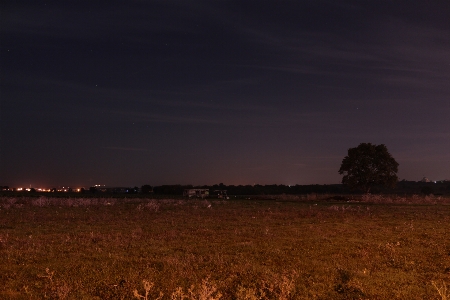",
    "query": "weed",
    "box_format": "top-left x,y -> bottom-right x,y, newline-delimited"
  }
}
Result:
37,268 -> 71,299
432,280 -> 449,300
137,200 -> 161,212
38,268 -> 55,286
236,285 -> 260,300
133,279 -> 163,300
188,277 -> 222,300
